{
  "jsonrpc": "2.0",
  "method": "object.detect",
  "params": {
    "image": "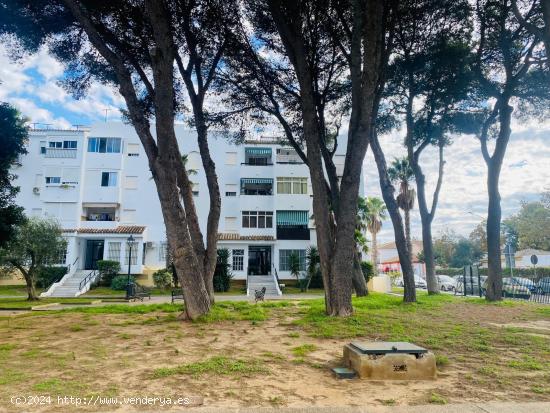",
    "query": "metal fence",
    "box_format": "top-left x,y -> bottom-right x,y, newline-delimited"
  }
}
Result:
455,265 -> 550,304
